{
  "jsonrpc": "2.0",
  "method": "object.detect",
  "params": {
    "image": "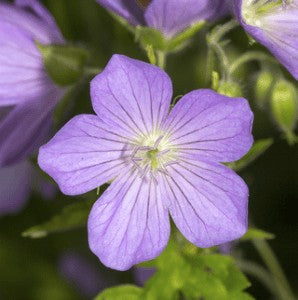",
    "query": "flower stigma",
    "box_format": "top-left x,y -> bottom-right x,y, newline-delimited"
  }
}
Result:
129,132 -> 177,182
